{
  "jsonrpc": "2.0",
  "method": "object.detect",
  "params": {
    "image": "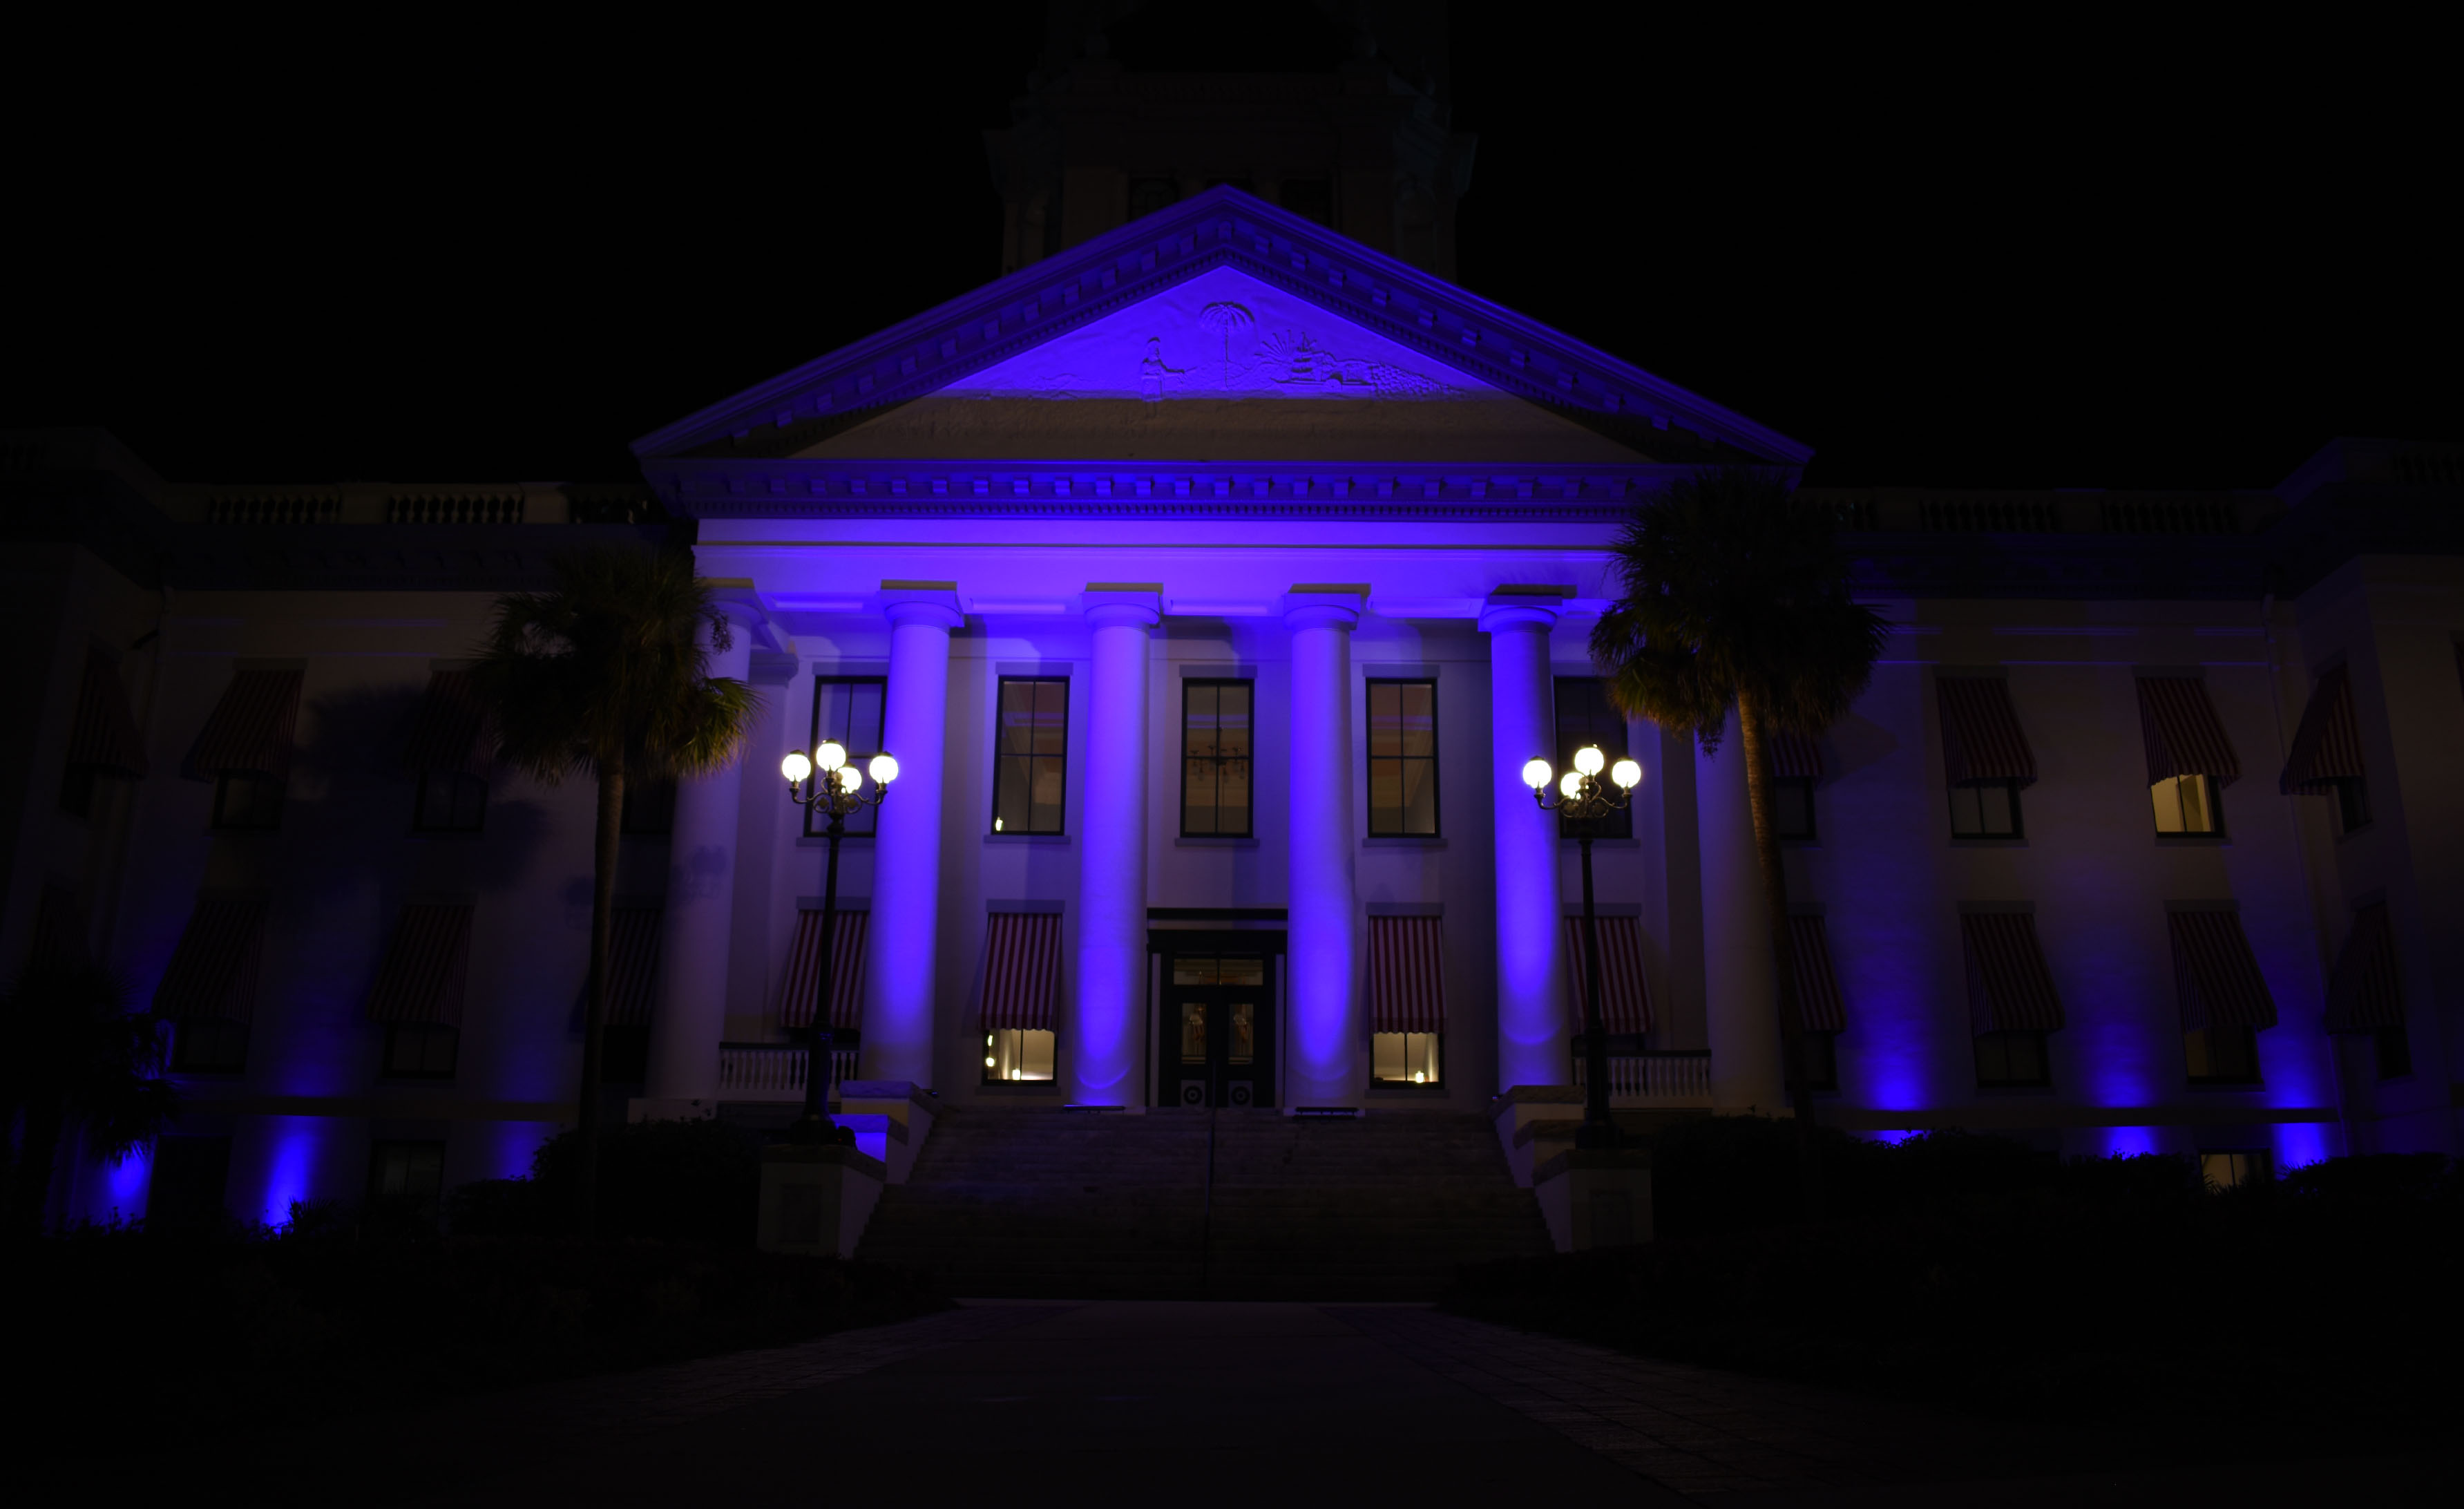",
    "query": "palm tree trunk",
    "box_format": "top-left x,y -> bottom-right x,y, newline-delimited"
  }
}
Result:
1734,692 -> 1817,1139
575,764 -> 624,1235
